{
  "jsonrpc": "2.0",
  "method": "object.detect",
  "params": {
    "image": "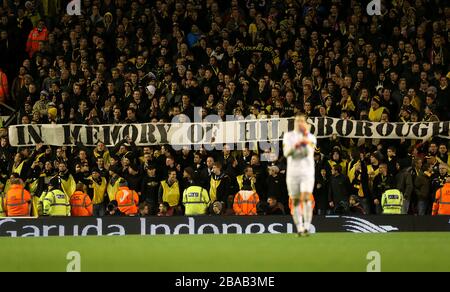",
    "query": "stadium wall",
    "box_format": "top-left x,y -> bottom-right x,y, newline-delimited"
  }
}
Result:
0,216 -> 449,237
